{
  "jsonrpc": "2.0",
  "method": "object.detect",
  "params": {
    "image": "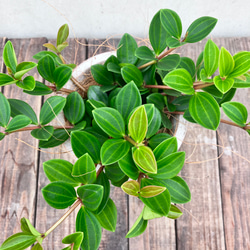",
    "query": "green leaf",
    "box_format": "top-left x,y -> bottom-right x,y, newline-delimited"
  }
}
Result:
160,9 -> 182,39
33,51 -> 61,63
86,100 -> 106,118
43,159 -> 80,187
148,133 -> 172,149
37,55 -> 56,83
146,93 -> 165,110
53,65 -> 72,90
178,57 -> 196,81
189,92 -> 221,130
135,46 -> 155,61
3,41 -> 17,73
93,107 -> 125,138
142,205 -> 162,220
149,10 -> 168,55
126,211 -> 148,238
229,51 -> 250,78
153,137 -> 178,160
105,162 -> 126,182
214,76 -> 234,94
219,47 -> 234,77
101,139 -> 130,165
39,129 -> 69,148
0,132 -> 5,141
77,184 -> 103,211
167,204 -> 183,219
121,180 -> 140,197
91,64 -> 114,86
202,85 -> 223,98
87,86 -> 108,106
95,198 -> 117,232
185,16 -> 218,43
23,81 -> 53,96
172,95 -> 191,111
57,42 -> 69,53
221,101 -> 248,127
215,88 -> 236,106
62,232 -> 83,250
43,43 -> 58,53
0,232 -> 36,250
115,81 -> 142,121
71,131 -> 101,163
14,62 -> 37,79
76,206 -> 102,250
128,106 -> 148,143
57,24 -> 69,46
5,115 -> 32,132
163,69 -> 195,95
41,181 -> 77,209
161,112 -> 172,129
156,54 -> 180,71
8,99 -> 38,124
140,178 -> 171,216
16,76 -> 36,91
140,185 -> 166,198
160,176 -> 191,204
121,64 -> 143,87
146,107 -> 162,139
20,218 -> 40,236
0,73 -> 16,87
31,243 -> 43,250
133,146 -> 157,174
118,151 -> 140,180
39,96 -> 66,125
117,33 -> 138,64
72,153 -> 96,184
64,92 -> 85,125
107,62 -> 121,74
204,39 -> 219,77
